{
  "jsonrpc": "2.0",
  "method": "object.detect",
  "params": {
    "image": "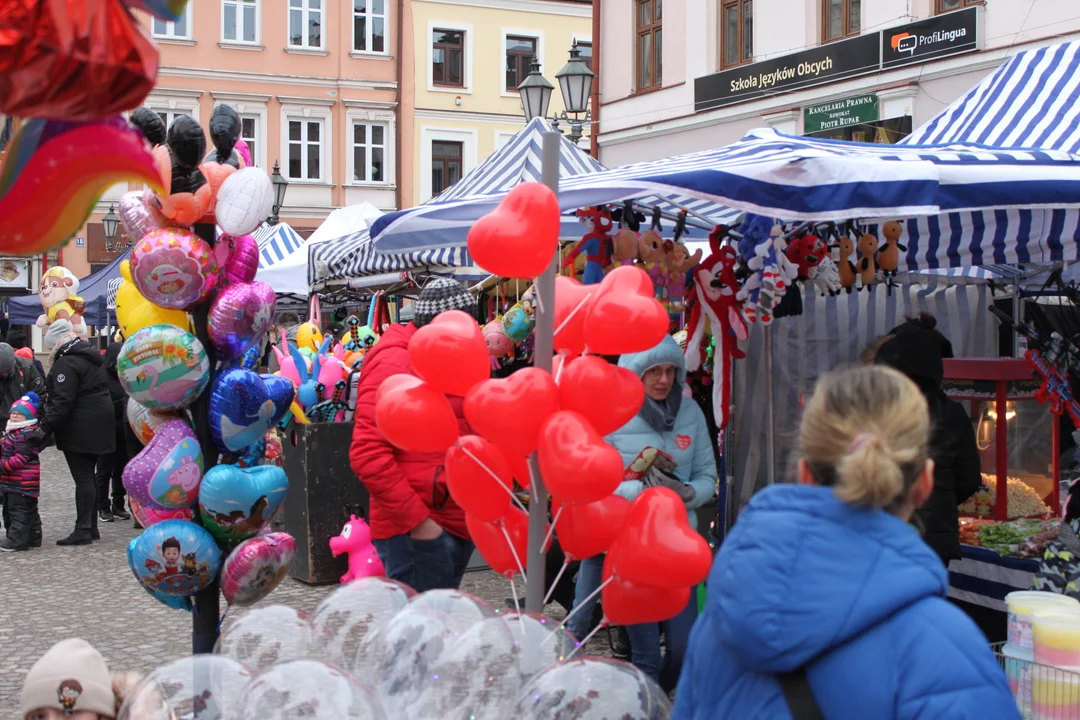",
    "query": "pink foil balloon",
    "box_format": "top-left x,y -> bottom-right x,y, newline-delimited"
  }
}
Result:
218,233 -> 259,286
117,190 -> 164,242
130,227 -> 220,310
221,532 -> 296,606
234,138 -> 252,168
208,281 -> 277,360
130,498 -> 193,528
